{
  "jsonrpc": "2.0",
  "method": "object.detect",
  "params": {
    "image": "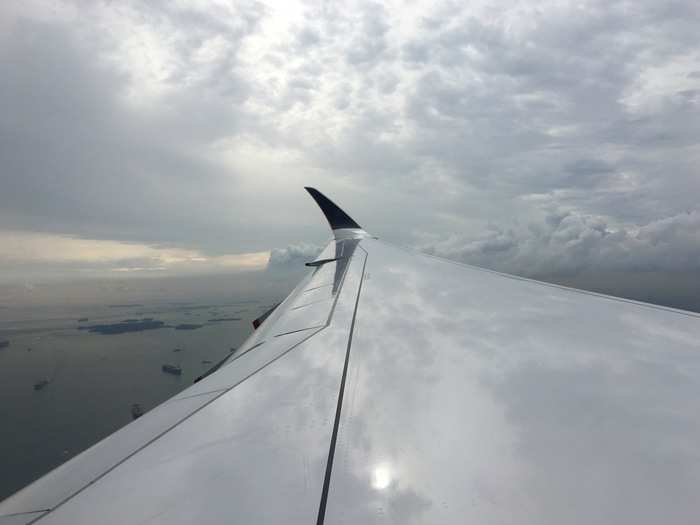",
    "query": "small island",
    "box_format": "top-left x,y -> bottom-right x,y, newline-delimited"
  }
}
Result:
80,319 -> 165,335
108,304 -> 144,308
174,323 -> 204,330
